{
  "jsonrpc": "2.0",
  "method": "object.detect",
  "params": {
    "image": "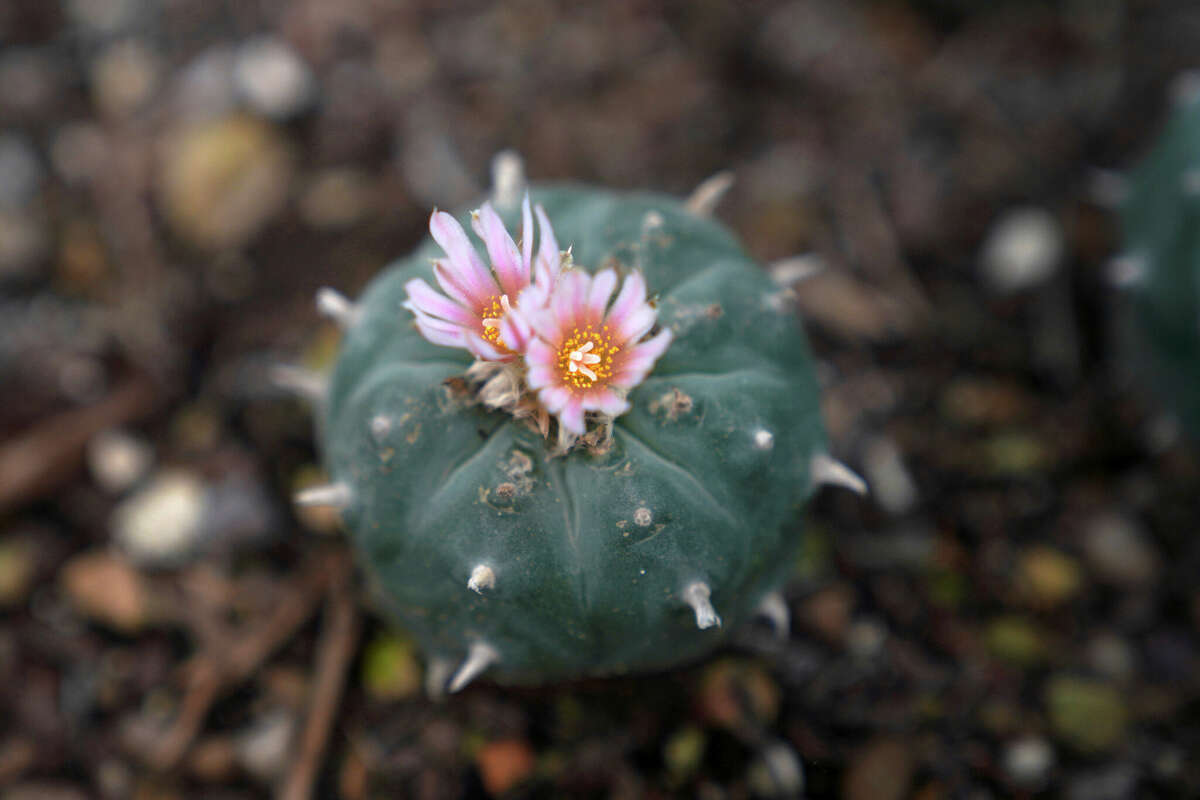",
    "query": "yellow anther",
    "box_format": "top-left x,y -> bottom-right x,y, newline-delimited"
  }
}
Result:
557,326 -> 616,389
479,294 -> 511,351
